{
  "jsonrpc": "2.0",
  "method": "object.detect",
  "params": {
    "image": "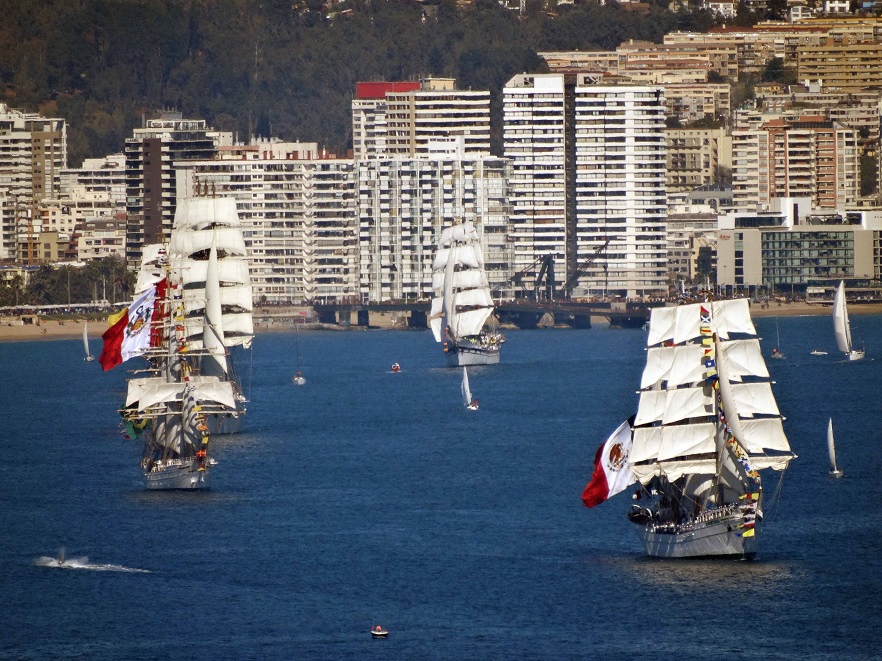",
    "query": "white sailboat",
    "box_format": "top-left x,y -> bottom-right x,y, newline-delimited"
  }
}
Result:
83,321 -> 94,362
589,298 -> 796,559
828,418 -> 843,478
833,280 -> 865,361
429,221 -> 504,367
168,195 -> 255,432
461,366 -> 478,410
